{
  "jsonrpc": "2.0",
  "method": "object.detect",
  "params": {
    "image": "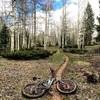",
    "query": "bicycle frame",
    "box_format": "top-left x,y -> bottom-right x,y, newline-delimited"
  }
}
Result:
22,67 -> 77,98
42,78 -> 55,89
